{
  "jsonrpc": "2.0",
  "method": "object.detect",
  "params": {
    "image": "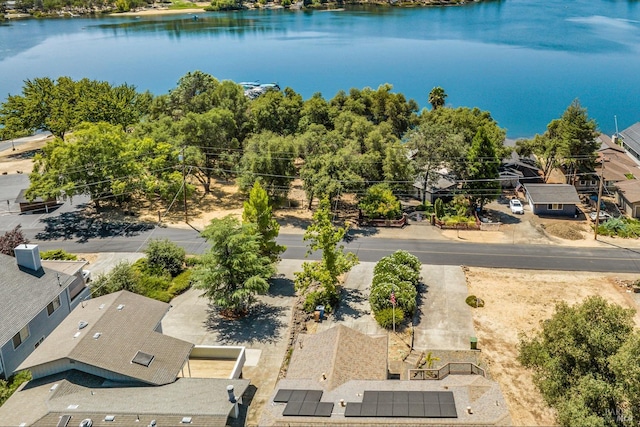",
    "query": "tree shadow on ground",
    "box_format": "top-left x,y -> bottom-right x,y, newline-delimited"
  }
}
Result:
204,303 -> 287,345
269,274 -> 296,297
483,208 -> 522,225
344,226 -> 379,241
333,288 -> 367,322
276,214 -> 312,230
412,282 -> 429,327
35,210 -> 155,243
